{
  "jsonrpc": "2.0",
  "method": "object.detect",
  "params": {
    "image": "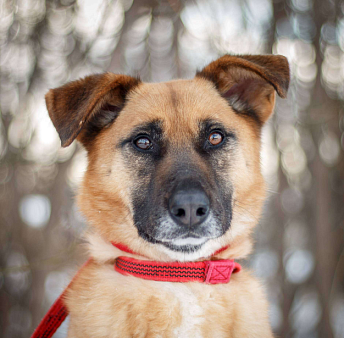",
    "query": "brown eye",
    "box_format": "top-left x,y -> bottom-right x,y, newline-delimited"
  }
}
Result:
134,137 -> 152,150
208,131 -> 224,146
